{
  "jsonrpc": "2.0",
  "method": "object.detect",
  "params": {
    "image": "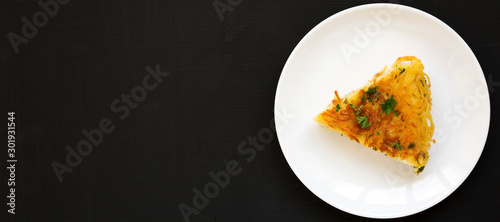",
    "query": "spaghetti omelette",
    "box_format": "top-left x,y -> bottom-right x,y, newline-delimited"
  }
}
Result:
314,56 -> 435,174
